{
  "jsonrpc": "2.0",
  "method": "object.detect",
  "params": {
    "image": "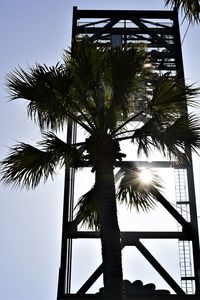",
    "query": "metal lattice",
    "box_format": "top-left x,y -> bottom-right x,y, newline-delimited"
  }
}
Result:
57,7 -> 200,299
175,168 -> 194,294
